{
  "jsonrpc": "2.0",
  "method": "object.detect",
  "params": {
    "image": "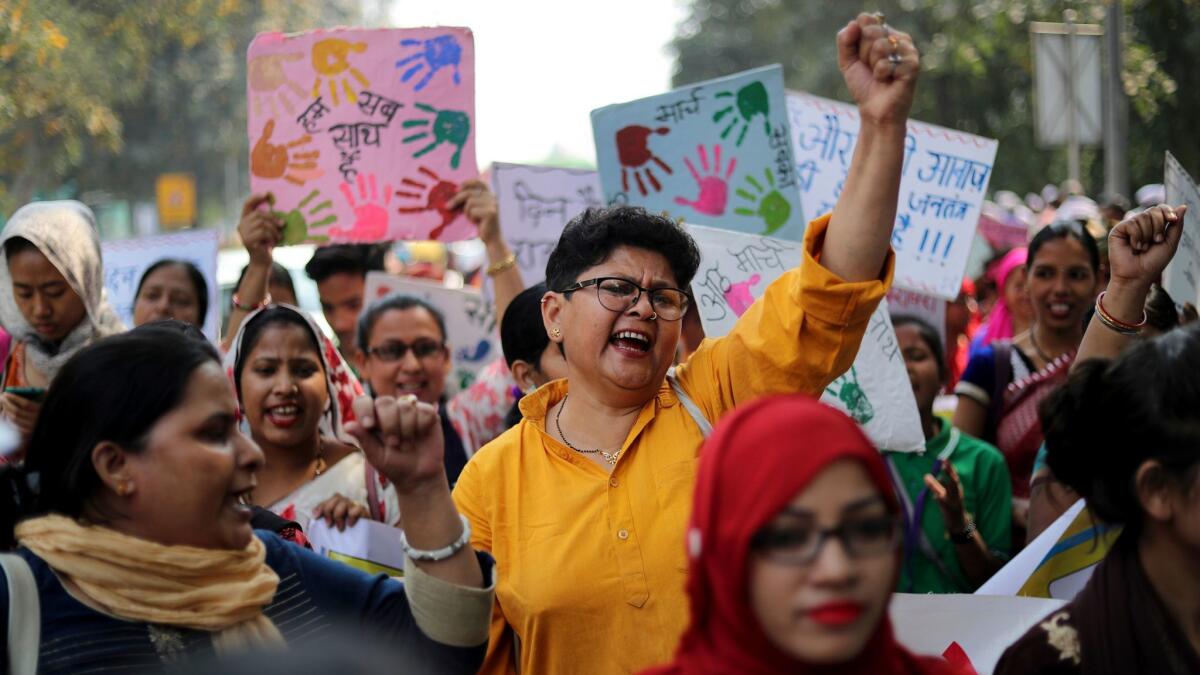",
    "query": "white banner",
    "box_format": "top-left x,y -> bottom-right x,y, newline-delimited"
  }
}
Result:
363,272 -> 499,393
687,224 -> 924,451
101,229 -> 221,340
1163,151 -> 1200,306
787,91 -> 997,299
490,163 -> 603,286
307,518 -> 408,578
